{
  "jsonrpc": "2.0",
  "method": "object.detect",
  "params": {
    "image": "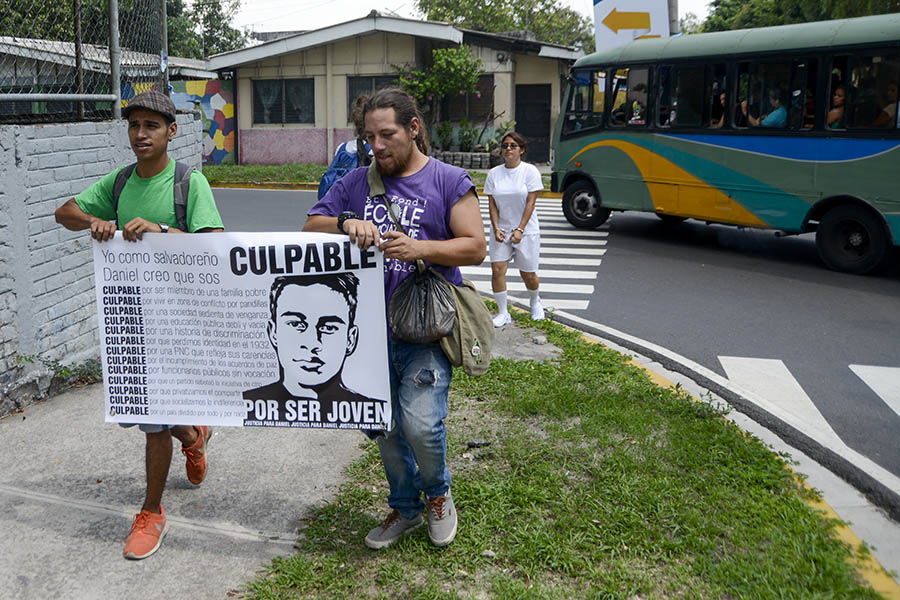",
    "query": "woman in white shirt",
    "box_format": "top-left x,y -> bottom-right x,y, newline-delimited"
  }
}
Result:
485,132 -> 544,327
